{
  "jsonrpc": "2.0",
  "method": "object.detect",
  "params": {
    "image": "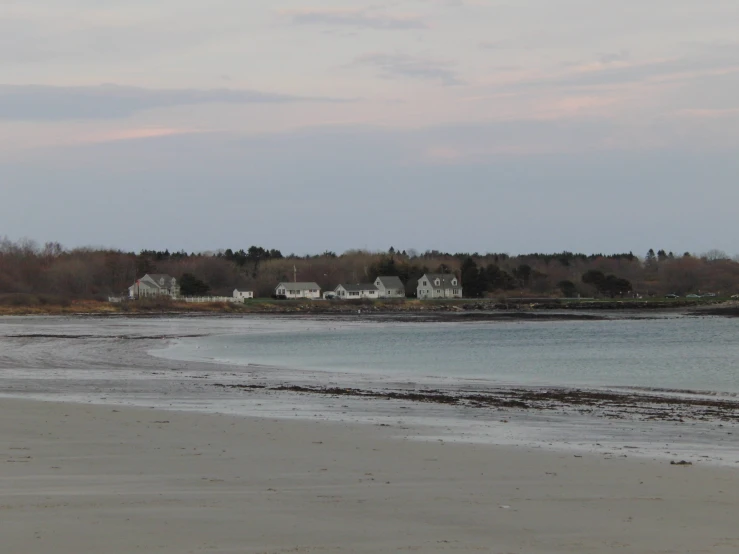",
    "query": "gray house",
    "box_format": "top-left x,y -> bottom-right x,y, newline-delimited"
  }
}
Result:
335,283 -> 378,299
128,274 -> 180,299
374,276 -> 405,298
416,273 -> 462,299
